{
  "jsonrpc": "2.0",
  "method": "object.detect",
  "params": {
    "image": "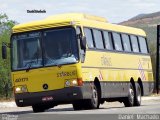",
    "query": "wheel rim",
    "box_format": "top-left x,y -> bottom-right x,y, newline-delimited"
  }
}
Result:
137,86 -> 141,103
129,85 -> 134,104
92,87 -> 98,106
